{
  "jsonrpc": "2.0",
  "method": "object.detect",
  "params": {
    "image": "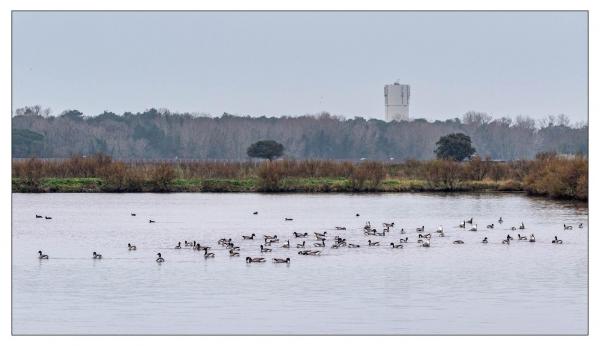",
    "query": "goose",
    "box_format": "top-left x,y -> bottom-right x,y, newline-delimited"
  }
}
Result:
348,243 -> 360,248
156,253 -> 165,262
502,239 -> 510,244
416,226 -> 425,232
246,257 -> 265,263
506,235 -> 514,241
383,222 -> 395,228
375,231 -> 386,236
35,214 -> 43,218
331,243 -> 341,249
174,242 -> 182,249
131,213 -> 136,216
511,226 -> 517,231
453,240 -> 464,244
266,238 -> 279,244
316,235 -> 327,241
486,224 -> 494,229
149,219 -> 155,223
229,249 -> 240,257
314,232 -> 327,238
273,258 -> 291,263
398,237 -> 409,243
518,234 -> 528,240
564,224 -> 573,230
92,251 -> 102,259
296,241 -> 306,248
293,232 -> 308,238
242,233 -> 256,240
264,235 -> 277,240
498,217 -> 503,224
459,221 -> 466,228
298,250 -> 321,256
421,240 -> 431,248
466,218 -> 473,224
260,245 -> 272,253
417,239 -> 423,244
519,222 -> 525,230
482,237 -> 488,244
436,226 -> 444,233
400,228 -> 406,234
45,216 -> 52,220
356,213 -> 360,217
128,243 -> 137,250
253,211 -> 258,215
204,248 -> 215,258
314,240 -> 326,247
552,236 -> 563,244
390,243 -> 403,249
335,226 -> 346,230
284,218 -> 294,221
529,234 -> 536,242
364,229 -> 377,236
368,240 -> 380,246
227,245 -> 241,251
38,250 -> 49,259
468,224 -> 478,232
579,223 -> 584,229
282,240 -> 290,248
438,231 -> 445,237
